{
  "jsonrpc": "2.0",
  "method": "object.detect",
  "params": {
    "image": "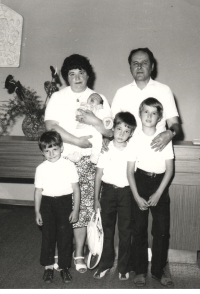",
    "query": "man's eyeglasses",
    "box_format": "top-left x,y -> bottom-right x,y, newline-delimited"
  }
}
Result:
132,61 -> 149,68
